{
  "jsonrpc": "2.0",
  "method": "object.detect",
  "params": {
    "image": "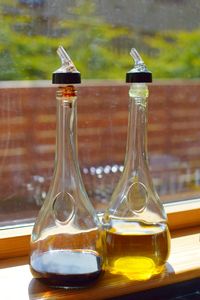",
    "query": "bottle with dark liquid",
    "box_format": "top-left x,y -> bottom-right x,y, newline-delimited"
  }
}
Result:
102,49 -> 171,281
30,46 -> 104,287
